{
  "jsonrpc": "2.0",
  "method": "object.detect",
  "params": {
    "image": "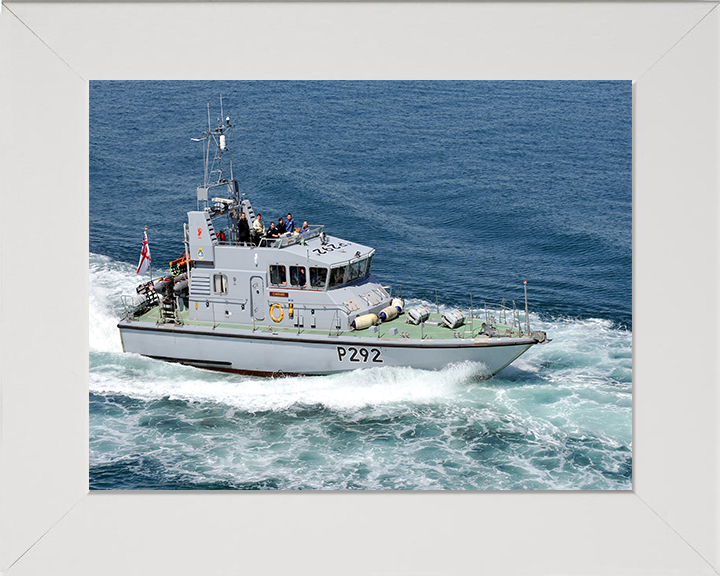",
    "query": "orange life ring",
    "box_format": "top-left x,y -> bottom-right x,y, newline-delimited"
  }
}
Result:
270,303 -> 284,323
